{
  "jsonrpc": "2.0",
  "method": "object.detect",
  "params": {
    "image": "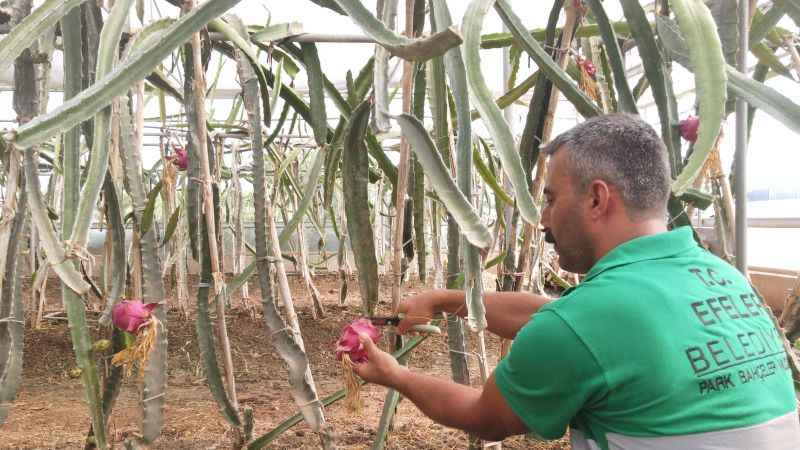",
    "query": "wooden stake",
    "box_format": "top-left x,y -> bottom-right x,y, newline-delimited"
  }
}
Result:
390,0 -> 415,316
